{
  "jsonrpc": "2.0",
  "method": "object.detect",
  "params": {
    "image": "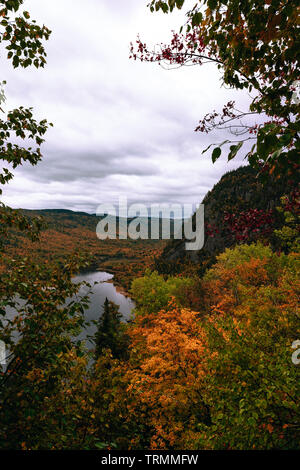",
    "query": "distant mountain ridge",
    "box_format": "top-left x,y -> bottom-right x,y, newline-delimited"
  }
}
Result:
19,208 -> 183,239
